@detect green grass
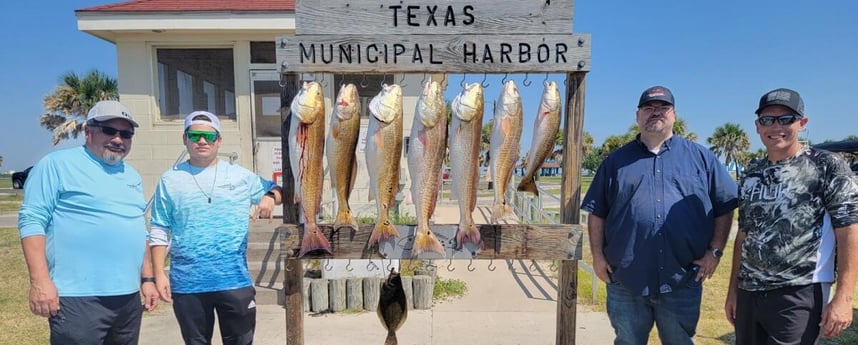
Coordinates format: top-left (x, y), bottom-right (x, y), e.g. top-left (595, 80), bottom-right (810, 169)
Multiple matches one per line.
top-left (0, 193), bottom-right (23, 213)
top-left (0, 227), bottom-right (50, 345)
top-left (433, 277), bottom-right (468, 302)
top-left (0, 175), bottom-right (11, 189)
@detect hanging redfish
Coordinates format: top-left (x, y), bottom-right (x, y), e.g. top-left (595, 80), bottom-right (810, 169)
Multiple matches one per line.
top-left (289, 81), bottom-right (332, 257)
top-left (407, 80), bottom-right (447, 257)
top-left (366, 84), bottom-right (404, 246)
top-left (518, 81), bottom-right (562, 196)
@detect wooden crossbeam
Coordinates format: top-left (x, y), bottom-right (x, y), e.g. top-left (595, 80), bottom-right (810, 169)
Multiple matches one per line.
top-left (277, 223), bottom-right (583, 260)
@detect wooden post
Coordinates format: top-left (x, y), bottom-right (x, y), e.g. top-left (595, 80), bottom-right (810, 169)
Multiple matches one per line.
top-left (557, 71), bottom-right (587, 345)
top-left (412, 275), bottom-right (434, 310)
top-left (310, 279), bottom-right (329, 312)
top-left (329, 278), bottom-right (347, 312)
top-left (346, 278), bottom-right (364, 310)
top-left (281, 74), bottom-right (304, 345)
top-left (363, 277), bottom-right (382, 311)
top-left (400, 275), bottom-right (414, 310)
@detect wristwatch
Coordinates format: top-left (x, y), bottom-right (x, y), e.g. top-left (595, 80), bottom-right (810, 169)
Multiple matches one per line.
top-left (709, 247), bottom-right (723, 259)
top-left (141, 277), bottom-right (156, 284)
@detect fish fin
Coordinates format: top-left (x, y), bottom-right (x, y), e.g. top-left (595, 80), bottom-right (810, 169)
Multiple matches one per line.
top-left (455, 222), bottom-right (484, 250)
top-left (374, 130), bottom-right (385, 150)
top-left (411, 228), bottom-right (445, 257)
top-left (502, 116), bottom-right (511, 136)
top-left (384, 331), bottom-right (397, 345)
top-left (418, 129), bottom-right (429, 148)
top-left (333, 210), bottom-right (358, 231)
top-left (348, 159), bottom-right (358, 198)
top-left (517, 177), bottom-right (540, 196)
top-left (490, 203), bottom-right (519, 224)
top-left (298, 224), bottom-right (333, 257)
top-left (368, 220), bottom-right (400, 247)
top-left (331, 119), bottom-right (340, 139)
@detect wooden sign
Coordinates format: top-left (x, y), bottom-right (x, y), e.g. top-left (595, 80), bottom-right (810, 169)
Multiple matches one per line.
top-left (276, 33), bottom-right (590, 73)
top-left (296, 0), bottom-right (574, 35)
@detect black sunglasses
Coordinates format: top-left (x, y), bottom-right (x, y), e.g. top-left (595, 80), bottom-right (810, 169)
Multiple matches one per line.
top-left (91, 124), bottom-right (134, 139)
top-left (757, 114), bottom-right (803, 127)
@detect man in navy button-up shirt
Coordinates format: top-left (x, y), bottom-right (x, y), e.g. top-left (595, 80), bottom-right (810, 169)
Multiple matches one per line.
top-left (581, 86), bottom-right (738, 345)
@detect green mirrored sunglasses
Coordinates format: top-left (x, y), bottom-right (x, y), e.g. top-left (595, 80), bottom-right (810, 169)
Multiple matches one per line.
top-left (186, 130), bottom-right (219, 142)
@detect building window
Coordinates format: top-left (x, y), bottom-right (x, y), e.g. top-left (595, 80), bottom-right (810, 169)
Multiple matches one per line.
top-left (156, 48), bottom-right (236, 119)
top-left (250, 42), bottom-right (276, 64)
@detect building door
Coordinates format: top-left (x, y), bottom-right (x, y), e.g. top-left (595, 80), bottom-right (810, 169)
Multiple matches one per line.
top-left (250, 70), bottom-right (291, 216)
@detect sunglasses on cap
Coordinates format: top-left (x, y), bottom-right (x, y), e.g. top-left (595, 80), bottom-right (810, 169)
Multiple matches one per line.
top-left (757, 114), bottom-right (803, 126)
top-left (91, 124), bottom-right (134, 139)
top-left (186, 130), bottom-right (219, 142)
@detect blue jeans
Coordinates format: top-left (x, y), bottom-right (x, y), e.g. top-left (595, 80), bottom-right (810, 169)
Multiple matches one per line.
top-left (606, 283), bottom-right (702, 345)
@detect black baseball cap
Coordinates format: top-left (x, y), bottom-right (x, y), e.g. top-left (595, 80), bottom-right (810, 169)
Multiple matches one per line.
top-left (755, 88), bottom-right (804, 116)
top-left (638, 86), bottom-right (674, 107)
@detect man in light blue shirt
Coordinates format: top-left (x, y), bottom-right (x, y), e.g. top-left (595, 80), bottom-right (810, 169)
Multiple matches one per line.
top-left (18, 100), bottom-right (159, 345)
top-left (149, 111), bottom-right (282, 345)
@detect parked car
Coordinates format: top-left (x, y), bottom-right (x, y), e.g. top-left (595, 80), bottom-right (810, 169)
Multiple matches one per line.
top-left (12, 166), bottom-right (31, 189)
top-left (814, 139), bottom-right (858, 175)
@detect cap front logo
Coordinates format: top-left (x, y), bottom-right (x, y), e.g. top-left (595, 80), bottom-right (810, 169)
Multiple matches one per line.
top-left (766, 90), bottom-right (792, 102)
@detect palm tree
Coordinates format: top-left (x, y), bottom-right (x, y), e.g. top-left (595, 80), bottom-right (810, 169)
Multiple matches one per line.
top-left (707, 123), bottom-right (750, 177)
top-left (550, 129), bottom-right (593, 163)
top-left (41, 70), bottom-right (119, 145)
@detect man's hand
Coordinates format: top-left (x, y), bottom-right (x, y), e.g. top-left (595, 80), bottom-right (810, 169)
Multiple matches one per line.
top-left (693, 251), bottom-right (720, 282)
top-left (252, 194), bottom-right (276, 223)
top-left (821, 296), bottom-right (853, 338)
top-left (29, 278), bottom-right (59, 317)
top-left (724, 289), bottom-right (738, 326)
top-left (155, 272), bottom-right (172, 303)
top-left (592, 255), bottom-right (613, 283)
top-left (141, 281), bottom-right (159, 312)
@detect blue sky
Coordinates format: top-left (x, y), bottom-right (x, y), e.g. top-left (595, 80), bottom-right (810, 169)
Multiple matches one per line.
top-left (2, 1), bottom-right (858, 172)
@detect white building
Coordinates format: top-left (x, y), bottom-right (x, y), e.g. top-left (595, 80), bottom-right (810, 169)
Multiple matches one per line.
top-left (76, 0), bottom-right (422, 218)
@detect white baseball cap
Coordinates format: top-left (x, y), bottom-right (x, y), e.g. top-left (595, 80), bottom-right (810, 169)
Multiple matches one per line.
top-left (87, 100), bottom-right (139, 127)
top-left (183, 111), bottom-right (221, 132)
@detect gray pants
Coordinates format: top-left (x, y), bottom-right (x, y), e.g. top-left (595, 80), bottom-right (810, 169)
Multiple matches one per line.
top-left (49, 292), bottom-right (143, 345)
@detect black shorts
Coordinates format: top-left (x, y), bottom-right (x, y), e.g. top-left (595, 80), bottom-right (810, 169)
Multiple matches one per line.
top-left (49, 292), bottom-right (143, 345)
top-left (735, 283), bottom-right (830, 345)
top-left (172, 286), bottom-right (257, 345)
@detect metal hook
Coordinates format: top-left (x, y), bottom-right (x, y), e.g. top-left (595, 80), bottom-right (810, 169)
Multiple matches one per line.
top-left (360, 74), bottom-right (369, 88)
top-left (380, 74), bottom-right (388, 87)
top-left (421, 73), bottom-right (427, 85)
top-left (501, 73), bottom-right (509, 85)
top-left (543, 72), bottom-right (550, 84)
top-left (480, 73), bottom-right (489, 88)
top-left (467, 259), bottom-right (476, 272)
top-left (460, 74), bottom-right (467, 88)
top-left (550, 261), bottom-right (559, 272)
top-left (522, 73), bottom-right (532, 87)
top-left (324, 260), bottom-right (333, 271)
top-left (487, 259), bottom-right (496, 272)
top-left (278, 73), bottom-right (289, 88)
top-left (447, 259), bottom-right (456, 272)
top-left (398, 74), bottom-right (407, 88)
top-left (284, 260), bottom-right (292, 272)
top-left (346, 259), bottom-right (353, 272)
top-left (386, 259), bottom-right (394, 272)
top-left (367, 260), bottom-right (379, 272)
top-left (529, 260), bottom-right (538, 272)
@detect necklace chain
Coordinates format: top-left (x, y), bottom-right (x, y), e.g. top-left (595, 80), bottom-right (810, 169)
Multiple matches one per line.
top-left (191, 163), bottom-right (217, 203)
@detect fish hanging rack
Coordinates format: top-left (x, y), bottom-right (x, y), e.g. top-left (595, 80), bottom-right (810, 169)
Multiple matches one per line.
top-left (276, 1), bottom-right (589, 343)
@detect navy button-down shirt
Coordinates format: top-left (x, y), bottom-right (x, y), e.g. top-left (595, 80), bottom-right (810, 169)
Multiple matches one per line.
top-left (581, 136), bottom-right (738, 295)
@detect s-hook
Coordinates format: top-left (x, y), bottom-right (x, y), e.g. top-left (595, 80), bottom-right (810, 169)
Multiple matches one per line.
top-left (487, 259), bottom-right (496, 272)
top-left (324, 260), bottom-right (333, 271)
top-left (480, 73), bottom-right (489, 88)
top-left (346, 259), bottom-right (354, 272)
top-left (467, 259), bottom-right (476, 272)
top-left (359, 74), bottom-right (369, 88)
top-left (447, 258), bottom-right (456, 272)
top-left (522, 72), bottom-right (533, 87)
top-left (398, 74), bottom-right (407, 88)
top-left (367, 260), bottom-right (379, 272)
